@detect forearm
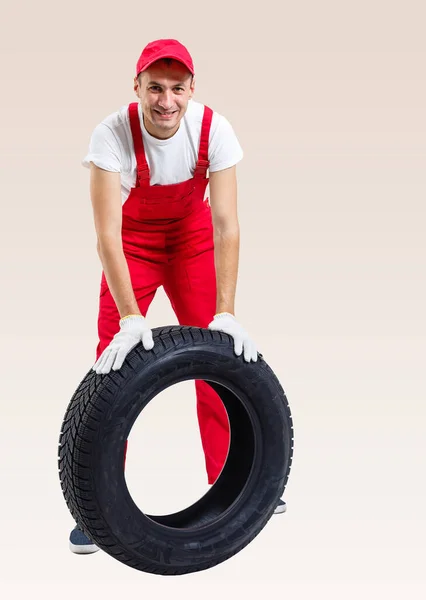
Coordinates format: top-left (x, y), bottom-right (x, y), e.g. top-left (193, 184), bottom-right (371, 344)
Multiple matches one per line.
top-left (213, 225), bottom-right (240, 315)
top-left (97, 236), bottom-right (140, 318)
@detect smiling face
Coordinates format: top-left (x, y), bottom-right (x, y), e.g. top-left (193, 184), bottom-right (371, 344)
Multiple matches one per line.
top-left (134, 59), bottom-right (195, 139)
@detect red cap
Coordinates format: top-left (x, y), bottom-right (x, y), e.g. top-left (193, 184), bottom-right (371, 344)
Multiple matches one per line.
top-left (136, 39), bottom-right (194, 76)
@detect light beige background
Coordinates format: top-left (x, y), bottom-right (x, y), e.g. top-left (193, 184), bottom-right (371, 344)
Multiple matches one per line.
top-left (0, 0), bottom-right (425, 598)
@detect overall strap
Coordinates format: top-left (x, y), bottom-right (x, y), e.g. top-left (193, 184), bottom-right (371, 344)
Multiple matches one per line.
top-left (128, 102), bottom-right (150, 186)
top-left (194, 105), bottom-right (213, 178)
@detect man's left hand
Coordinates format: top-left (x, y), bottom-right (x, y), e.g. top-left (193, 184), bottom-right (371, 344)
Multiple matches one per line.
top-left (208, 312), bottom-right (258, 362)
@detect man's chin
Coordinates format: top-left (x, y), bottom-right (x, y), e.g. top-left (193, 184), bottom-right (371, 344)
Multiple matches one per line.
top-left (144, 110), bottom-right (183, 137)
top-left (156, 120), bottom-right (177, 129)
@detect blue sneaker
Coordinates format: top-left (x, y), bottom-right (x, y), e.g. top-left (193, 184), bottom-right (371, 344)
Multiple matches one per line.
top-left (69, 524), bottom-right (99, 554)
top-left (274, 498), bottom-right (287, 514)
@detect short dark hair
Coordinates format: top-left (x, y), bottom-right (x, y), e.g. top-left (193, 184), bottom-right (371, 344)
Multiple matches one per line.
top-left (137, 58), bottom-right (194, 85)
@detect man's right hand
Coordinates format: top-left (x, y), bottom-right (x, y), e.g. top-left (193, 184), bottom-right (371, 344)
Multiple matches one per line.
top-left (92, 314), bottom-right (154, 374)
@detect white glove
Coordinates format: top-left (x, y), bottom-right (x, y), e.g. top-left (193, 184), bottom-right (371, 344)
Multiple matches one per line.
top-left (208, 312), bottom-right (258, 362)
top-left (92, 314), bottom-right (154, 374)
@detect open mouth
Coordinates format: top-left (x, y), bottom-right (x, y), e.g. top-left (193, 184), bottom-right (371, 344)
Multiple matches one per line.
top-left (154, 109), bottom-right (177, 120)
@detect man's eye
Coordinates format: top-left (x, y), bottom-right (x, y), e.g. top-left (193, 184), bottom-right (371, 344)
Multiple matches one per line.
top-left (150, 86), bottom-right (161, 92)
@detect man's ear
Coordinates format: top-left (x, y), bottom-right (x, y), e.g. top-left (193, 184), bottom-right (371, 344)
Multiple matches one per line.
top-left (189, 77), bottom-right (196, 98)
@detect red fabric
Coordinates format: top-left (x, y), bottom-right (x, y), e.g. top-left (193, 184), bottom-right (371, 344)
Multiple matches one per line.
top-left (97, 102), bottom-right (229, 484)
top-left (136, 39), bottom-right (195, 76)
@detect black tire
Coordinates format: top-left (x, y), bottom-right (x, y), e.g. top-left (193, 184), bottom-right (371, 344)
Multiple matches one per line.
top-left (58, 325), bottom-right (294, 575)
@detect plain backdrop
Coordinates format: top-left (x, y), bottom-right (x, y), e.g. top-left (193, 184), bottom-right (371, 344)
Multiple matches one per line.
top-left (0, 1), bottom-right (425, 598)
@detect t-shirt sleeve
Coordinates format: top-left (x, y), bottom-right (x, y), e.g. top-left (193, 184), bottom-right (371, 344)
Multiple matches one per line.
top-left (81, 123), bottom-right (122, 172)
top-left (208, 114), bottom-right (244, 172)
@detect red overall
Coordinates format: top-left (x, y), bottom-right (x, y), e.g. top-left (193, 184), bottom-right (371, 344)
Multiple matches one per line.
top-left (95, 102), bottom-right (230, 484)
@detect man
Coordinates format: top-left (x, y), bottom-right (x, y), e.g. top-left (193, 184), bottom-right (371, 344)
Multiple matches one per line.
top-left (69, 39), bottom-right (286, 555)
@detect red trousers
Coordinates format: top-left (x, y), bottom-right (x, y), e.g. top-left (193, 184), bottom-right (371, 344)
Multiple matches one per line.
top-left (95, 201), bottom-right (230, 484)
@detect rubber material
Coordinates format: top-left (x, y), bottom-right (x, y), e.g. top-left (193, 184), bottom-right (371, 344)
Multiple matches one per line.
top-left (69, 540), bottom-right (99, 555)
top-left (58, 326), bottom-right (294, 575)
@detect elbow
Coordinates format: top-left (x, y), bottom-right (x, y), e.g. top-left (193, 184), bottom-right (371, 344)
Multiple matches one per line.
top-left (214, 221), bottom-right (240, 240)
top-left (96, 232), bottom-right (122, 255)
top-left (213, 214), bottom-right (240, 237)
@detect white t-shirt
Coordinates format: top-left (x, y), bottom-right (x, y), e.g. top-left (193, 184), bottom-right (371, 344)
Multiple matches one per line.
top-left (82, 99), bottom-right (243, 205)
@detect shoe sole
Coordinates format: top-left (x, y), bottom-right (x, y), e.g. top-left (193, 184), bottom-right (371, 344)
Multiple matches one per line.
top-left (273, 503), bottom-right (287, 514)
top-left (69, 541), bottom-right (99, 554)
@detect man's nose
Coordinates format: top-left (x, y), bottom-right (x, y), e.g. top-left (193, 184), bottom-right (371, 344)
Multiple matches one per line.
top-left (158, 89), bottom-right (174, 109)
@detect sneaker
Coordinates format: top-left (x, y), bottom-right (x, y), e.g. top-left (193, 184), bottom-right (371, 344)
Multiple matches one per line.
top-left (69, 524), bottom-right (99, 554)
top-left (274, 498), bottom-right (287, 514)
